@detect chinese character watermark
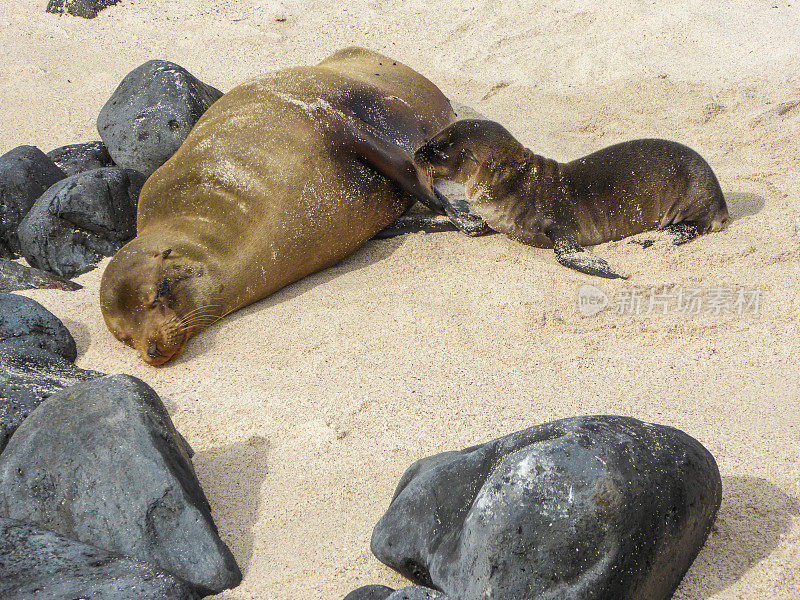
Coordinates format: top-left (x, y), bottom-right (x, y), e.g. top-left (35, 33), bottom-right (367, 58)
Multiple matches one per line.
top-left (576, 285), bottom-right (762, 316)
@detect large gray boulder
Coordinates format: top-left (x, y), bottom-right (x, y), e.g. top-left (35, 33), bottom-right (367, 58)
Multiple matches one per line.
top-left (371, 416), bottom-right (722, 600)
top-left (0, 374), bottom-right (242, 595)
top-left (385, 588), bottom-right (452, 600)
top-left (0, 292), bottom-right (76, 359)
top-left (0, 145), bottom-right (66, 257)
top-left (342, 586), bottom-right (452, 600)
top-left (343, 585), bottom-right (397, 600)
top-left (97, 60), bottom-right (223, 177)
top-left (17, 167), bottom-right (144, 278)
top-left (0, 517), bottom-right (199, 600)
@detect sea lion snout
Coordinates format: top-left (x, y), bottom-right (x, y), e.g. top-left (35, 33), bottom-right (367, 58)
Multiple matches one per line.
top-left (414, 143), bottom-right (447, 165)
top-left (140, 322), bottom-right (187, 366)
top-left (414, 138), bottom-right (466, 182)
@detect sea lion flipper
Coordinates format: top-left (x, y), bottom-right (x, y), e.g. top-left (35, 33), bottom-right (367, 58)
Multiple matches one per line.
top-left (374, 212), bottom-right (457, 239)
top-left (549, 229), bottom-right (628, 280)
top-left (442, 205), bottom-right (491, 237)
top-left (374, 187), bottom-right (491, 239)
top-left (428, 191), bottom-right (490, 237)
top-left (336, 117), bottom-right (445, 209)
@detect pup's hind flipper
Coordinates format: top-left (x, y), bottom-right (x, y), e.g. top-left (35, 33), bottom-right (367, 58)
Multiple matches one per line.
top-left (550, 229), bottom-right (628, 279)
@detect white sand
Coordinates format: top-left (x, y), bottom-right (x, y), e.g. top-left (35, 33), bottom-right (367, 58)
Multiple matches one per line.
top-left (2, 1), bottom-right (799, 598)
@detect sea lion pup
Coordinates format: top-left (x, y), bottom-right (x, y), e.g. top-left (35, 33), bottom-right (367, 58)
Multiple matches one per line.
top-left (414, 119), bottom-right (729, 279)
top-left (100, 47), bottom-right (455, 365)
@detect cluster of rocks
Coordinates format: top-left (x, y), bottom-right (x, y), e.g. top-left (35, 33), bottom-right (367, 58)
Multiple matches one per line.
top-left (0, 293), bottom-right (241, 598)
top-left (0, 60), bottom-right (221, 289)
top-left (1, 300), bottom-right (722, 600)
top-left (2, 51), bottom-right (724, 600)
top-left (345, 415), bottom-right (722, 600)
top-left (0, 293), bottom-right (99, 450)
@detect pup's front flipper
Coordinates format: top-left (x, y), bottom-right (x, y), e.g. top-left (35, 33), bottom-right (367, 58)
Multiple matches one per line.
top-left (434, 191), bottom-right (491, 237)
top-left (375, 187), bottom-right (490, 239)
top-left (374, 208), bottom-right (457, 239)
top-left (549, 229), bottom-right (628, 279)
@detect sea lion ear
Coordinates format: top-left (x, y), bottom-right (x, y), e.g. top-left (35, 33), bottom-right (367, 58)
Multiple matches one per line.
top-left (162, 248), bottom-right (172, 259)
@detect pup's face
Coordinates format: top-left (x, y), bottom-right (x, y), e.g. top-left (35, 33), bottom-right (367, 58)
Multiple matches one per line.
top-left (414, 119), bottom-right (518, 183)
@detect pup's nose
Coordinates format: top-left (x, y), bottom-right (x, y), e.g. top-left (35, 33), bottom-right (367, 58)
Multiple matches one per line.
top-left (147, 342), bottom-right (163, 358)
top-left (414, 145), bottom-right (432, 163)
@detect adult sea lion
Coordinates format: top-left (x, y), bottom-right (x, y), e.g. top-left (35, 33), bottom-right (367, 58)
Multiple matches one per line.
top-left (100, 47), bottom-right (455, 365)
top-left (414, 119), bottom-right (729, 278)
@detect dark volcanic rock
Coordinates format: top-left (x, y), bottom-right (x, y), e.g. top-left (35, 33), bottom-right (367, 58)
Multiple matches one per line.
top-left (0, 293), bottom-right (100, 452)
top-left (0, 145), bottom-right (66, 257)
top-left (97, 60), bottom-right (223, 176)
top-left (47, 141), bottom-right (115, 176)
top-left (0, 258), bottom-right (82, 292)
top-left (0, 292), bottom-right (77, 359)
top-left (343, 586), bottom-right (449, 600)
top-left (371, 416), bottom-right (722, 600)
top-left (0, 517), bottom-right (200, 600)
top-left (46, 0), bottom-right (120, 19)
top-left (385, 588), bottom-right (451, 600)
top-left (344, 585), bottom-right (396, 600)
top-left (0, 374), bottom-right (242, 594)
top-left (17, 167), bottom-right (145, 278)
top-left (0, 340), bottom-right (101, 453)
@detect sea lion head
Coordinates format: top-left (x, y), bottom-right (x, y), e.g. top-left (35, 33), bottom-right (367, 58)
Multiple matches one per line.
top-left (414, 119), bottom-right (523, 183)
top-left (100, 236), bottom-right (220, 366)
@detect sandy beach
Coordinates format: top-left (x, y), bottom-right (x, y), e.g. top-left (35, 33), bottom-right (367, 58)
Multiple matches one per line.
top-left (2, 1), bottom-right (799, 598)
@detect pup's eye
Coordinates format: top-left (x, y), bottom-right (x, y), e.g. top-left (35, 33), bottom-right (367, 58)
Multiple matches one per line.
top-left (463, 149), bottom-right (479, 163)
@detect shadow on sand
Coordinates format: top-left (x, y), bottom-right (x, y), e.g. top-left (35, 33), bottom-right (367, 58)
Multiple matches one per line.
top-left (193, 438), bottom-right (271, 586)
top-left (676, 475), bottom-right (799, 599)
top-left (61, 318), bottom-right (92, 359)
top-left (171, 234), bottom-right (408, 363)
top-left (724, 191), bottom-right (765, 221)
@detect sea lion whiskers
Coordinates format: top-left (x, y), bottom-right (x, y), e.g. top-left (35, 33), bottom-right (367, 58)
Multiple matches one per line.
top-left (177, 305), bottom-right (236, 334)
top-left (171, 301), bottom-right (233, 334)
top-left (176, 310), bottom-right (223, 331)
top-left (177, 302), bottom-right (223, 322)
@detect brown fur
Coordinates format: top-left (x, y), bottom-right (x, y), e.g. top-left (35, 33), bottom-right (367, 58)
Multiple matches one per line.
top-left (415, 120), bottom-right (729, 248)
top-left (101, 48), bottom-right (455, 365)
